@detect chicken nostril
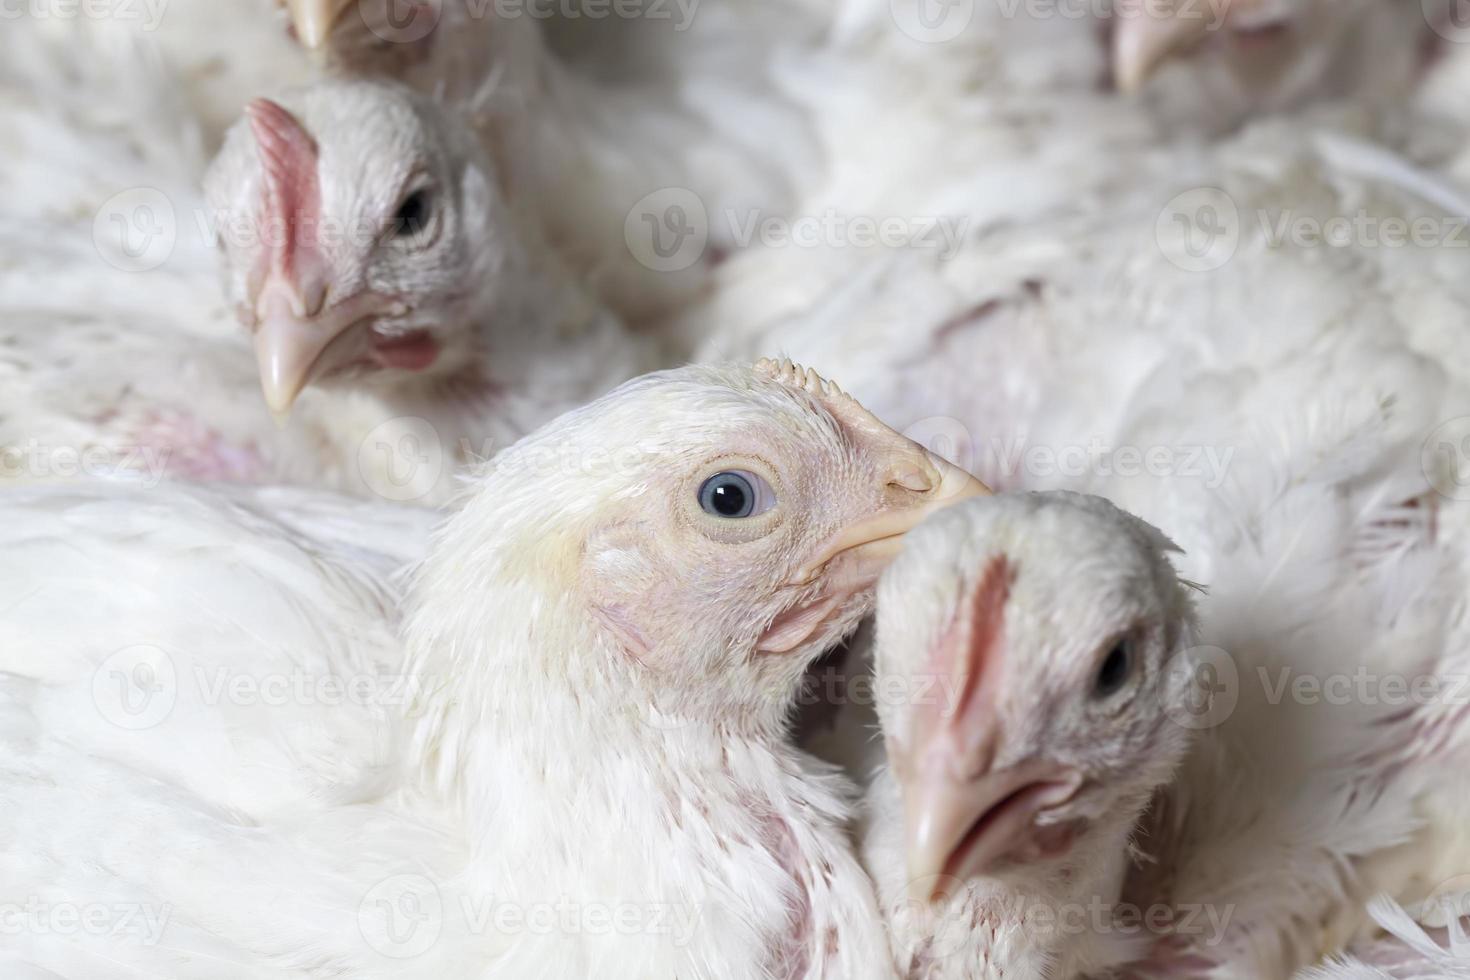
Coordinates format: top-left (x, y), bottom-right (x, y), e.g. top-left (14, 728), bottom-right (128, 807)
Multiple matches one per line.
top-left (889, 460), bottom-right (938, 494)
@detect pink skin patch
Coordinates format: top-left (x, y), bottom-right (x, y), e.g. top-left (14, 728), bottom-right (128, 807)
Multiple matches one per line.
top-left (371, 329), bottom-right (439, 371)
top-left (757, 809), bottom-right (814, 979)
top-left (132, 411), bottom-right (265, 483)
top-left (1229, 18), bottom-right (1291, 47)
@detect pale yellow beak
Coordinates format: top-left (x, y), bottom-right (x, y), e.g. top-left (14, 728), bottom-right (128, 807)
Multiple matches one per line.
top-left (282, 0), bottom-right (357, 49)
top-left (759, 451), bottom-right (988, 655)
top-left (250, 279), bottom-right (395, 418)
top-left (904, 756), bottom-right (1083, 901)
top-left (1113, 0), bottom-right (1232, 93)
top-left (793, 458), bottom-right (989, 586)
top-left (254, 311), bottom-right (337, 418)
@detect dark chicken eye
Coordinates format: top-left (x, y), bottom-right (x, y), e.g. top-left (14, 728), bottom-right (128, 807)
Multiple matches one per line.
top-left (1093, 641), bottom-right (1132, 698)
top-left (697, 471), bottom-right (775, 519)
top-left (392, 189), bottom-right (433, 239)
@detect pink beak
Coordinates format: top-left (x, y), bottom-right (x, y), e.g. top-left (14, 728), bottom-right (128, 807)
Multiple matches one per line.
top-left (904, 755), bottom-right (1083, 900)
top-left (281, 0), bottom-right (358, 49)
top-left (1113, 0), bottom-right (1235, 92)
top-left (251, 274), bottom-right (402, 417)
top-left (893, 554), bottom-right (1085, 901)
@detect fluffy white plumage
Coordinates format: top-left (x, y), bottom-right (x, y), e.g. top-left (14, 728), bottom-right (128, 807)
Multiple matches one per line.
top-left (738, 61), bottom-right (1470, 978)
top-left (2, 0), bottom-right (311, 147)
top-left (0, 25), bottom-right (653, 503)
top-left (0, 360), bottom-right (986, 978)
top-left (281, 0), bottom-right (827, 324)
top-left (1305, 894), bottom-right (1470, 979)
top-left (848, 447), bottom-right (1469, 978)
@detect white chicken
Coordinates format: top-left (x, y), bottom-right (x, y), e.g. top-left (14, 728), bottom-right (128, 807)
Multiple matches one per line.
top-left (1111, 0), bottom-right (1436, 127)
top-left (0, 360), bottom-right (987, 978)
top-left (678, 0), bottom-right (1461, 365)
top-left (729, 71), bottom-right (1470, 980)
top-left (277, 0), bottom-right (827, 323)
top-left (859, 423), bottom-right (1470, 979)
top-left (862, 492), bottom-right (1200, 979)
top-left (0, 24), bottom-right (653, 503)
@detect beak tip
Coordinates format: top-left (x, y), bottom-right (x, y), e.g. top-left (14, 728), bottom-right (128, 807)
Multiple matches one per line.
top-left (1114, 68), bottom-right (1145, 95)
top-left (262, 387), bottom-right (300, 424)
top-left (904, 867), bottom-right (961, 908)
top-left (1112, 52), bottom-right (1158, 94)
top-left (284, 0), bottom-right (353, 50)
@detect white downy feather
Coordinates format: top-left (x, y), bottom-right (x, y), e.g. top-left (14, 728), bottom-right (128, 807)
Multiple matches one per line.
top-left (750, 97), bottom-right (1470, 979)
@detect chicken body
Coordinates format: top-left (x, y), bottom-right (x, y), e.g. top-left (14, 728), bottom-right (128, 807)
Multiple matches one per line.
top-left (858, 441), bottom-right (1469, 980)
top-left (0, 360), bottom-right (986, 978)
top-left (749, 103), bottom-right (1470, 978)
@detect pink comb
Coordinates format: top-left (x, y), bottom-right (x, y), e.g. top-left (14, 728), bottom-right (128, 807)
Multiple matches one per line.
top-left (245, 99), bottom-right (324, 286)
top-left (914, 556), bottom-right (1014, 758)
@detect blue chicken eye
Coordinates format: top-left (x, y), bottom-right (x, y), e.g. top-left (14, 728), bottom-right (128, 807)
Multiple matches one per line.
top-left (697, 471), bottom-right (775, 519)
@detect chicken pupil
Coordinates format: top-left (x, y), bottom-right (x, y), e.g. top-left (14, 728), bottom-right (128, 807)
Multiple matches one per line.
top-left (1094, 642), bottom-right (1131, 697)
top-left (700, 473), bottom-right (753, 517)
top-left (393, 190), bottom-right (431, 238)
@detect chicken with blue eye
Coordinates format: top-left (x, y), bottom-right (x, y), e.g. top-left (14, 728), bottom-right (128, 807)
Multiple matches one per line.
top-left (698, 470), bottom-right (776, 519)
top-left (0, 361), bottom-right (989, 978)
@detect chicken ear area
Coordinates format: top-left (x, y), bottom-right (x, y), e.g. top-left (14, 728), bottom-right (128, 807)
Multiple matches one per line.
top-left (757, 596), bottom-right (845, 654)
top-left (579, 521), bottom-right (663, 664)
